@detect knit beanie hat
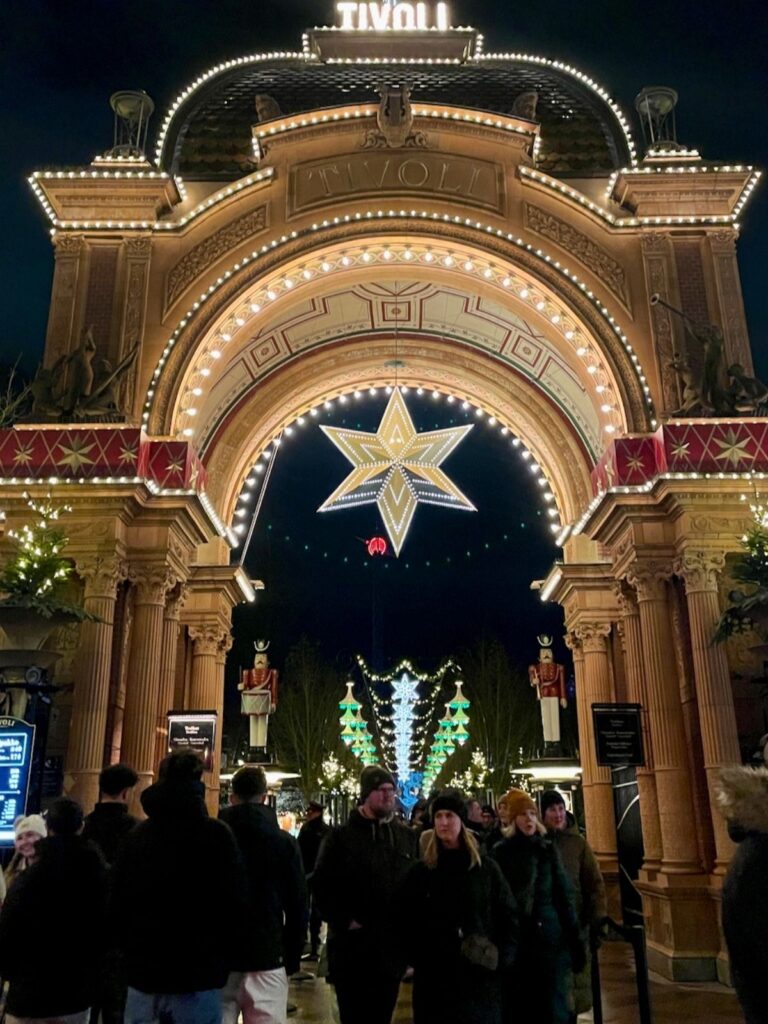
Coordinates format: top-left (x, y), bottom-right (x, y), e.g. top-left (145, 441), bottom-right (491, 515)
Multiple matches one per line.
top-left (13, 814), bottom-right (47, 839)
top-left (360, 764), bottom-right (396, 800)
top-left (540, 789), bottom-right (566, 816)
top-left (501, 788), bottom-right (537, 821)
top-left (430, 791), bottom-right (468, 822)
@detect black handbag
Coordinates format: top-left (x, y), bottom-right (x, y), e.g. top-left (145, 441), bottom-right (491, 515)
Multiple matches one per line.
top-left (460, 932), bottom-right (499, 971)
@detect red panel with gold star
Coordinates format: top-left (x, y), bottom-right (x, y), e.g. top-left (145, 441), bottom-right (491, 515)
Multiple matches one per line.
top-left (0, 427), bottom-right (206, 493)
top-left (0, 427), bottom-right (143, 479)
top-left (145, 440), bottom-right (207, 491)
top-left (662, 420), bottom-right (768, 474)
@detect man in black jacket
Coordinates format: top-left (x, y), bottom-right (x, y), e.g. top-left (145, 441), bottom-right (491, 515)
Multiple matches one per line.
top-left (219, 766), bottom-right (307, 1024)
top-left (111, 752), bottom-right (246, 1024)
top-left (312, 765), bottom-right (418, 1024)
top-left (297, 800), bottom-right (330, 958)
top-left (82, 762), bottom-right (139, 865)
top-left (0, 797), bottom-right (108, 1024)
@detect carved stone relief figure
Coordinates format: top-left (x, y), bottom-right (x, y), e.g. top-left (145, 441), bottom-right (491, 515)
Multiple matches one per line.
top-left (363, 84), bottom-right (428, 149)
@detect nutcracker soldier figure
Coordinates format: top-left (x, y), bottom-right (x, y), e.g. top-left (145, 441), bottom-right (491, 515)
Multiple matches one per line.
top-left (529, 635), bottom-right (567, 755)
top-left (238, 639), bottom-right (279, 761)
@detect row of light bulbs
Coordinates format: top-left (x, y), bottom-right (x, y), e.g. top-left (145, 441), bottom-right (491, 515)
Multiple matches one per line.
top-left (165, 236), bottom-right (643, 442)
top-left (230, 384), bottom-right (566, 543)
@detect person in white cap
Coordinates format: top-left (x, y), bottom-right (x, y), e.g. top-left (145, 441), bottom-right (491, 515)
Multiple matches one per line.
top-left (3, 814), bottom-right (46, 893)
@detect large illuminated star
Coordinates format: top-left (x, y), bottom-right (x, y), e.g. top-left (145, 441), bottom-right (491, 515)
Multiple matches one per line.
top-left (318, 388), bottom-right (475, 555)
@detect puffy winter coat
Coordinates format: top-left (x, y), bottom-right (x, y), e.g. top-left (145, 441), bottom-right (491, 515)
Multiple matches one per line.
top-left (312, 808), bottom-right (418, 980)
top-left (0, 835), bottom-right (108, 1017)
top-left (718, 766), bottom-right (768, 1024)
top-left (110, 779), bottom-right (247, 994)
top-left (400, 846), bottom-right (518, 1024)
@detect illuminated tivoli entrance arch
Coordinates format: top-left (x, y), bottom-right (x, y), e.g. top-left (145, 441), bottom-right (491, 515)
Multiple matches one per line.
top-left (5, 6), bottom-right (764, 981)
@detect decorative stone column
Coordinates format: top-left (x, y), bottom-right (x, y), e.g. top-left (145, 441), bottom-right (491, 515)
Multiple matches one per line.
top-left (188, 624), bottom-right (231, 813)
top-left (616, 585), bottom-right (663, 871)
top-left (153, 584), bottom-right (187, 773)
top-left (64, 556), bottom-right (125, 812)
top-left (625, 562), bottom-right (700, 873)
top-left (572, 623), bottom-right (618, 872)
top-left (676, 551), bottom-right (740, 872)
top-left (121, 564), bottom-right (176, 808)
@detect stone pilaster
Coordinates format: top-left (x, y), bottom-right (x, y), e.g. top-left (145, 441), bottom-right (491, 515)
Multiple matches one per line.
top-left (121, 564), bottom-right (177, 810)
top-left (708, 230), bottom-right (753, 373)
top-left (153, 584), bottom-right (187, 773)
top-left (64, 555), bottom-right (125, 812)
top-left (625, 562), bottom-right (701, 874)
top-left (572, 622), bottom-right (618, 873)
top-left (675, 550), bottom-right (740, 873)
top-left (615, 584), bottom-right (663, 871)
top-left (188, 624), bottom-right (231, 814)
top-left (45, 234), bottom-right (84, 365)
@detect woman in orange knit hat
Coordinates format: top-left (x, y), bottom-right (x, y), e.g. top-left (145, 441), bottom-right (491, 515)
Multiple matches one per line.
top-left (490, 789), bottom-right (582, 1024)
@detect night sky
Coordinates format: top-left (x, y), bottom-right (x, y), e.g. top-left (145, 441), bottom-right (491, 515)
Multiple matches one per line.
top-left (3, 1), bottom-right (767, 681)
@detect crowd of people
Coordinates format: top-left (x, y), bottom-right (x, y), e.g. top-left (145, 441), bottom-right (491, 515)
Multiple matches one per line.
top-left (0, 755), bottom-right (613, 1024)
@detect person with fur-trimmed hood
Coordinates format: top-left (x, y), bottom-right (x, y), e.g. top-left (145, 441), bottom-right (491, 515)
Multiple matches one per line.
top-left (400, 792), bottom-right (518, 1024)
top-left (716, 766), bottom-right (768, 1024)
top-left (490, 789), bottom-right (583, 1024)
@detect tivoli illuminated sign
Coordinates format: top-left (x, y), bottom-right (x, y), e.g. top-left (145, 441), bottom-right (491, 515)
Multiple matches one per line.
top-left (335, 2), bottom-right (450, 30)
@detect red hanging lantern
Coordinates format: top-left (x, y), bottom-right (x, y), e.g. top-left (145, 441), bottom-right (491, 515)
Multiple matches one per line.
top-left (366, 536), bottom-right (388, 556)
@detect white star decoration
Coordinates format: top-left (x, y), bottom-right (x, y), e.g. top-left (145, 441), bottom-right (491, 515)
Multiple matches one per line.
top-left (318, 388), bottom-right (476, 555)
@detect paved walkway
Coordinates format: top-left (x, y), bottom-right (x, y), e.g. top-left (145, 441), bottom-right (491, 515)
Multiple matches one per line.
top-left (288, 944), bottom-right (745, 1023)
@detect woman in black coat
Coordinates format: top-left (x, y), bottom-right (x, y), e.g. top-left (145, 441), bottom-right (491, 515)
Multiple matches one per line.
top-left (490, 789), bottom-right (583, 1024)
top-left (400, 792), bottom-right (518, 1024)
top-left (717, 765), bottom-right (768, 1024)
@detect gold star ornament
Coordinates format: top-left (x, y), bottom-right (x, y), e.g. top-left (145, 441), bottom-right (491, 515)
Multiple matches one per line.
top-left (318, 389), bottom-right (476, 555)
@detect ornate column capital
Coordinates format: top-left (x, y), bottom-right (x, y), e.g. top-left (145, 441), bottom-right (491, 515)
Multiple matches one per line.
top-left (76, 555), bottom-right (127, 600)
top-left (53, 234), bottom-right (84, 257)
top-left (674, 550), bottom-right (726, 594)
top-left (625, 560), bottom-right (673, 603)
top-left (564, 631), bottom-right (583, 659)
top-left (164, 583), bottom-right (189, 623)
top-left (189, 623), bottom-right (230, 657)
top-left (575, 621), bottom-right (612, 654)
top-left (128, 563), bottom-right (177, 605)
top-left (613, 579), bottom-right (639, 617)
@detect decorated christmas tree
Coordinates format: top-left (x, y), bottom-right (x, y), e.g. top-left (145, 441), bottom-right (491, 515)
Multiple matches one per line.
top-left (0, 493), bottom-right (89, 619)
top-left (715, 501), bottom-right (768, 641)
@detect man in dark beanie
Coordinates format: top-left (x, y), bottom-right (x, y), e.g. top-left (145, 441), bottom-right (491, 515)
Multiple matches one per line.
top-left (540, 789), bottom-right (606, 1022)
top-left (312, 764), bottom-right (418, 1024)
top-left (0, 797), bottom-right (108, 1024)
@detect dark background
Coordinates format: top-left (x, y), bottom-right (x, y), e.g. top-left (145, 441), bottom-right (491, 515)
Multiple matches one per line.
top-left (2, 0), bottom-right (766, 681)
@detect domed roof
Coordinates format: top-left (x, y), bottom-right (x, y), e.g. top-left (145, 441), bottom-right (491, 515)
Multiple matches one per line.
top-left (159, 53), bottom-right (635, 180)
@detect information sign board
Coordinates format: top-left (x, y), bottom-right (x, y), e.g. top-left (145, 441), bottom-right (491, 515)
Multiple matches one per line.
top-left (0, 717), bottom-right (35, 845)
top-left (592, 704), bottom-right (645, 767)
top-left (167, 711), bottom-right (217, 771)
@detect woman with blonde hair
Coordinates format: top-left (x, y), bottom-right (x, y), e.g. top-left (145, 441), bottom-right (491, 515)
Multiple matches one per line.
top-left (400, 792), bottom-right (517, 1024)
top-left (491, 789), bottom-right (582, 1024)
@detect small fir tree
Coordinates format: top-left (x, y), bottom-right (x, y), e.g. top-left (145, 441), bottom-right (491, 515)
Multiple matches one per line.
top-left (0, 493), bottom-right (86, 618)
top-left (715, 502), bottom-right (768, 642)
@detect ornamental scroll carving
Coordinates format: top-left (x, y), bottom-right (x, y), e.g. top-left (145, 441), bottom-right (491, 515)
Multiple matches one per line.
top-left (525, 204), bottom-right (628, 306)
top-left (164, 205), bottom-right (269, 312)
